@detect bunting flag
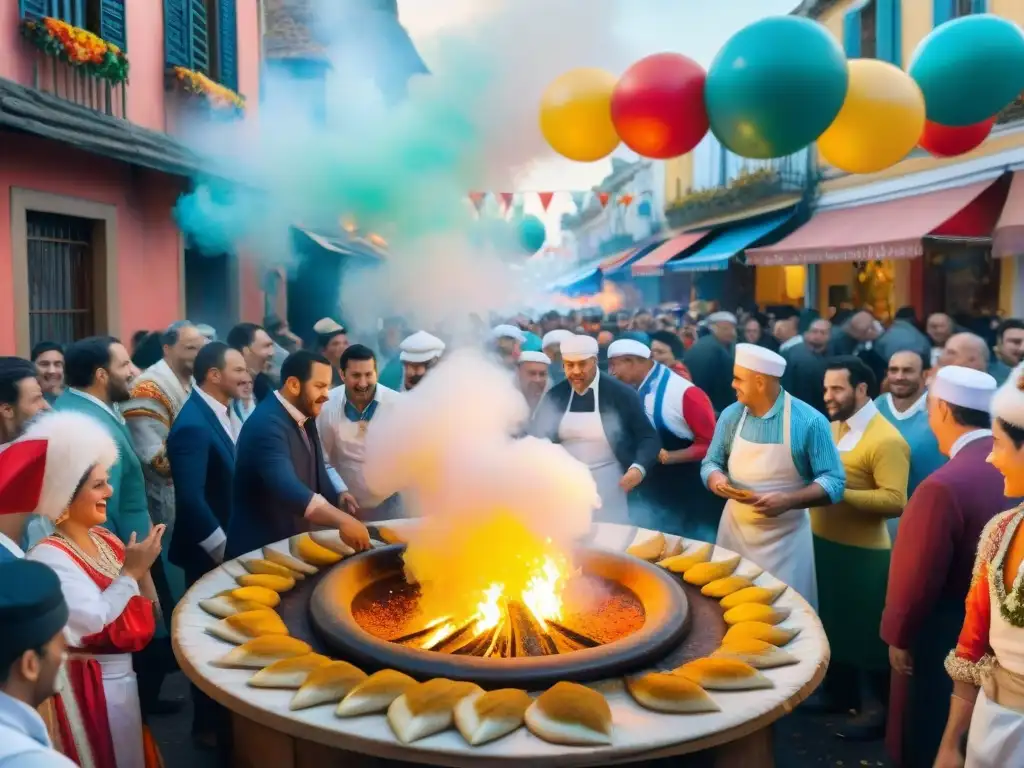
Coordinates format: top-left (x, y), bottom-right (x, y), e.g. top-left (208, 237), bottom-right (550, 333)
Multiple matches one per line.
top-left (499, 192), bottom-right (514, 213)
top-left (618, 194), bottom-right (634, 208)
top-left (570, 191), bottom-right (587, 211)
top-left (468, 192), bottom-right (487, 212)
top-left (537, 192), bottom-right (555, 211)
top-left (597, 192), bottom-right (610, 208)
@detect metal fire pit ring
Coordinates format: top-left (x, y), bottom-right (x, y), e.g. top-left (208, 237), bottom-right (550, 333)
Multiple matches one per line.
top-left (309, 544), bottom-right (690, 690)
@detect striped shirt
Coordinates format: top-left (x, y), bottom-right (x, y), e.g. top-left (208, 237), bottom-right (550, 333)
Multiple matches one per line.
top-left (700, 391), bottom-right (846, 503)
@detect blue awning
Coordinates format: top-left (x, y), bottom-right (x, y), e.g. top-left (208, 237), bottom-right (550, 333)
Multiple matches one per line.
top-left (546, 264), bottom-right (603, 296)
top-left (666, 212), bottom-right (795, 273)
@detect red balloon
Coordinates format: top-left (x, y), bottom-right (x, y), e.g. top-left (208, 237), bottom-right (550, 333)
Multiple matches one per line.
top-left (919, 117), bottom-right (995, 158)
top-left (611, 53), bottom-right (709, 159)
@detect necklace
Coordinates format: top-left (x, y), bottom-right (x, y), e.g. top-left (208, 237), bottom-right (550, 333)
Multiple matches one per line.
top-left (55, 529), bottom-right (122, 580)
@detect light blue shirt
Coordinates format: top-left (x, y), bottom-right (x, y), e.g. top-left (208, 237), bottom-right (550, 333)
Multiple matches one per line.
top-left (875, 393), bottom-right (946, 497)
top-left (0, 691), bottom-right (77, 766)
top-left (700, 391), bottom-right (845, 503)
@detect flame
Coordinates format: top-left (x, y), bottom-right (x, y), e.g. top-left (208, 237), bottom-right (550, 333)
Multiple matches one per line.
top-left (471, 555), bottom-right (564, 635)
top-left (548, 281), bottom-right (624, 314)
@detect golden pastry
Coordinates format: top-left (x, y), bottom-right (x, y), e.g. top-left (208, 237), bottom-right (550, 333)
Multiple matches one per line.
top-left (241, 558), bottom-right (302, 580)
top-left (683, 555), bottom-right (741, 586)
top-left (719, 584), bottom-right (787, 610)
top-left (722, 603), bottom-right (791, 626)
top-left (388, 678), bottom-right (482, 744)
top-left (262, 546), bottom-right (319, 576)
top-left (712, 638), bottom-right (798, 669)
top-left (701, 576), bottom-right (755, 598)
top-left (309, 529), bottom-right (355, 557)
top-left (290, 533), bottom-right (344, 566)
top-left (207, 610), bottom-right (288, 645)
top-left (290, 661), bottom-right (368, 711)
top-left (376, 526), bottom-right (408, 545)
top-left (627, 532), bottom-right (666, 562)
top-left (524, 682), bottom-right (612, 746)
top-left (722, 621), bottom-right (800, 647)
top-left (236, 573), bottom-right (295, 592)
top-left (454, 689), bottom-right (531, 746)
top-left (228, 585), bottom-right (282, 608)
top-left (198, 595), bottom-right (274, 619)
top-left (659, 537), bottom-right (684, 559)
top-left (674, 657), bottom-right (773, 691)
top-left (626, 672), bottom-right (720, 714)
top-left (248, 654), bottom-right (332, 689)
top-left (336, 669), bottom-right (417, 717)
top-left (213, 636), bottom-right (312, 668)
top-left (657, 543), bottom-right (712, 573)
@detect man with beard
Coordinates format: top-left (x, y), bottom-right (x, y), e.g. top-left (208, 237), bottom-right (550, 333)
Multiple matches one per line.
top-left (781, 318), bottom-right (832, 416)
top-left (989, 318), bottom-right (1024, 385)
top-left (318, 345), bottom-right (402, 523)
top-left (226, 351), bottom-right (371, 557)
top-left (816, 356), bottom-right (910, 739)
top-left (398, 331), bottom-right (445, 391)
top-left (515, 351), bottom-right (550, 416)
top-left (30, 343), bottom-right (64, 404)
top-left (542, 329), bottom-right (573, 385)
top-left (0, 357), bottom-right (49, 446)
top-left (684, 311), bottom-right (737, 415)
top-left (227, 323), bottom-right (277, 403)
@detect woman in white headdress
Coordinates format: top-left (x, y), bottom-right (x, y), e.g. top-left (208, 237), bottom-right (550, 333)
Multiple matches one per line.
top-left (24, 411), bottom-right (166, 768)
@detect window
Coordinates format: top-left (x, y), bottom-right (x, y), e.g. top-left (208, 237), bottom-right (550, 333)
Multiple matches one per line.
top-left (19, 0), bottom-right (126, 50)
top-left (26, 212), bottom-right (95, 347)
top-left (860, 0), bottom-right (877, 59)
top-left (164, 0), bottom-right (238, 91)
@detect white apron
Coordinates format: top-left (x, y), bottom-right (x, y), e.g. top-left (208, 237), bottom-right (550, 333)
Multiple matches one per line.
top-left (559, 390), bottom-right (630, 525)
top-left (715, 393), bottom-right (818, 610)
top-left (330, 418), bottom-right (402, 522)
top-left (76, 653), bottom-right (144, 768)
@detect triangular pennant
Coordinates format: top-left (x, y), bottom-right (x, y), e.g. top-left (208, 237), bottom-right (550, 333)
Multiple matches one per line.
top-left (597, 192), bottom-right (610, 208)
top-left (499, 192), bottom-right (514, 212)
top-left (570, 191), bottom-right (587, 211)
top-left (618, 194), bottom-right (634, 208)
top-left (537, 192), bottom-right (555, 211)
top-left (468, 192), bottom-right (487, 212)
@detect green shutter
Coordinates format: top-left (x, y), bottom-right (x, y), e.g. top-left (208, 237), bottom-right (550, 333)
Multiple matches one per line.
top-left (190, 0), bottom-right (209, 75)
top-left (933, 0), bottom-right (953, 25)
top-left (876, 0), bottom-right (901, 65)
top-left (19, 0), bottom-right (52, 20)
top-left (164, 0), bottom-right (191, 68)
top-left (218, 0), bottom-right (238, 91)
top-left (99, 0), bottom-right (127, 51)
top-left (843, 5), bottom-right (863, 57)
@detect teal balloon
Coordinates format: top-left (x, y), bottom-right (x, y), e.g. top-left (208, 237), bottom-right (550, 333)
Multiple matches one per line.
top-left (517, 215), bottom-right (547, 254)
top-left (705, 16), bottom-right (848, 159)
top-left (909, 14), bottom-right (1024, 127)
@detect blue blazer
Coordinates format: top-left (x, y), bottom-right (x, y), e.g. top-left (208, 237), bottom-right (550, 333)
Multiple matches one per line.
top-left (166, 392), bottom-right (235, 575)
top-left (225, 394), bottom-right (336, 558)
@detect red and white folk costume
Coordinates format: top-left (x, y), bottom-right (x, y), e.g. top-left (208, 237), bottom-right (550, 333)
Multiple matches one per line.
top-left (19, 411), bottom-right (159, 768)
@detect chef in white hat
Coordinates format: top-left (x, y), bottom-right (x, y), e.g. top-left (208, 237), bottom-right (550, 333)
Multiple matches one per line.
top-left (938, 362), bottom-right (1024, 768)
top-left (542, 329), bottom-right (574, 385)
top-left (529, 334), bottom-right (660, 524)
top-left (490, 324), bottom-right (526, 371)
top-left (399, 331), bottom-right (445, 392)
top-left (701, 343), bottom-right (845, 609)
top-left (516, 351), bottom-right (551, 415)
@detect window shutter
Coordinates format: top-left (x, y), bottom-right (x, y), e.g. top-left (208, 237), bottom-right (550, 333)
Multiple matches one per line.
top-left (19, 0), bottom-right (51, 20)
top-left (191, 0), bottom-right (210, 75)
top-left (876, 0), bottom-right (901, 66)
top-left (933, 0), bottom-right (953, 26)
top-left (970, 0), bottom-right (988, 12)
top-left (843, 6), bottom-right (863, 57)
top-left (164, 0), bottom-right (192, 68)
top-left (218, 0), bottom-right (238, 91)
top-left (99, 0), bottom-right (127, 51)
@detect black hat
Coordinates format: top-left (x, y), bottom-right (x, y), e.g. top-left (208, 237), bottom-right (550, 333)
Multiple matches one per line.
top-left (0, 561), bottom-right (68, 669)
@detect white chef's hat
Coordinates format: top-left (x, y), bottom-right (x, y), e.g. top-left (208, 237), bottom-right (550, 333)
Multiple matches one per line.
top-left (990, 363), bottom-right (1024, 429)
top-left (399, 331), bottom-right (445, 363)
top-left (519, 351), bottom-right (551, 365)
top-left (933, 365), bottom-right (997, 412)
top-left (560, 334), bottom-right (599, 362)
top-left (607, 339), bottom-right (651, 360)
top-left (541, 329), bottom-right (574, 349)
top-left (490, 324), bottom-right (526, 343)
top-left (707, 311), bottom-right (738, 325)
top-left (734, 343), bottom-right (786, 378)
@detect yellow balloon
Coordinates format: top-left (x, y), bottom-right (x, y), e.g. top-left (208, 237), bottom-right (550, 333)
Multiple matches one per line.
top-left (539, 68), bottom-right (620, 162)
top-left (817, 59), bottom-right (926, 175)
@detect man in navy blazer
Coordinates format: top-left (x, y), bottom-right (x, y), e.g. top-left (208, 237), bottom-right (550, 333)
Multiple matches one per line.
top-left (225, 350), bottom-right (370, 558)
top-left (167, 342), bottom-right (247, 582)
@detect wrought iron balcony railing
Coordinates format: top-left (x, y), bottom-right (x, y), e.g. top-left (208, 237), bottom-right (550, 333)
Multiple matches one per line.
top-left (30, 49), bottom-right (127, 119)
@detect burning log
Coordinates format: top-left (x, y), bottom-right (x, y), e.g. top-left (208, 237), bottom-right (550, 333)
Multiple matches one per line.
top-left (389, 616), bottom-right (453, 646)
top-left (451, 622), bottom-right (501, 657)
top-left (490, 616), bottom-right (512, 658)
top-left (507, 600), bottom-right (558, 657)
top-left (424, 618), bottom-right (476, 652)
top-left (547, 620), bottom-right (601, 650)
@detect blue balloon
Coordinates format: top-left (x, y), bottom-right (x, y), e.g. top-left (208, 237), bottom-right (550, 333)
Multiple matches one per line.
top-left (517, 215), bottom-right (547, 254)
top-left (909, 14), bottom-right (1024, 127)
top-left (705, 16), bottom-right (848, 159)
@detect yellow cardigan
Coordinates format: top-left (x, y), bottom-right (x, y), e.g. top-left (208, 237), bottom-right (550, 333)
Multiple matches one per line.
top-left (811, 413), bottom-right (910, 550)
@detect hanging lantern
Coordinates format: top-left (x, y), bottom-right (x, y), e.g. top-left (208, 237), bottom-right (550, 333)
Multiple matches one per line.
top-left (784, 265), bottom-right (805, 300)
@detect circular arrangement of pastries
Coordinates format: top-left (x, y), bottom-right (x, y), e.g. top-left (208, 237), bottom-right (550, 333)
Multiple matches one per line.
top-left (192, 531), bottom-right (810, 749)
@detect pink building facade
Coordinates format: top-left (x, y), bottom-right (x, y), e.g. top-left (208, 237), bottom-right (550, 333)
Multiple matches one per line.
top-left (0, 0), bottom-right (262, 356)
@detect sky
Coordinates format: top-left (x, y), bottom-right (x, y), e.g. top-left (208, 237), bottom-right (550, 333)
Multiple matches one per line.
top-left (399, 0), bottom-right (801, 229)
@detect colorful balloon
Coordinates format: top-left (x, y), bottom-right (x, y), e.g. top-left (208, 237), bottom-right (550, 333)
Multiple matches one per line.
top-left (517, 215), bottom-right (547, 254)
top-left (539, 68), bottom-right (620, 162)
top-left (704, 16), bottom-right (848, 159)
top-left (817, 59), bottom-right (926, 175)
top-left (610, 53), bottom-right (708, 159)
top-left (919, 117), bottom-right (996, 158)
top-left (909, 14), bottom-right (1024, 126)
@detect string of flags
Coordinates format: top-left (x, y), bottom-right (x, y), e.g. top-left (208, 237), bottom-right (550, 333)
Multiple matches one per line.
top-left (466, 190), bottom-right (637, 214)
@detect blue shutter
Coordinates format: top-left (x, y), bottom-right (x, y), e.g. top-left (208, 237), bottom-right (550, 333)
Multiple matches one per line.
top-left (933, 0), bottom-right (953, 26)
top-left (190, 0), bottom-right (210, 74)
top-left (876, 0), bottom-right (901, 65)
top-left (843, 5), bottom-right (863, 57)
top-left (19, 0), bottom-right (52, 20)
top-left (164, 0), bottom-right (191, 68)
top-left (970, 0), bottom-right (988, 12)
top-left (99, 0), bottom-right (127, 51)
top-left (218, 0), bottom-right (238, 91)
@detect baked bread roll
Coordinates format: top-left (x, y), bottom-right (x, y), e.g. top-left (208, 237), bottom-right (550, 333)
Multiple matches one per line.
top-left (658, 543), bottom-right (712, 573)
top-left (660, 537), bottom-right (684, 559)
top-left (248, 653), bottom-right (331, 688)
top-left (674, 658), bottom-right (773, 691)
top-left (722, 621), bottom-right (800, 647)
top-left (683, 555), bottom-right (741, 586)
top-left (627, 531), bottom-right (666, 562)
top-left (290, 661), bottom-right (368, 710)
top-left (722, 603), bottom-right (791, 626)
top-left (376, 526), bottom-right (407, 545)
top-left (454, 689), bottom-right (531, 746)
top-left (625, 672), bottom-right (719, 714)
top-left (213, 636), bottom-right (312, 668)
top-left (712, 638), bottom-right (798, 669)
top-left (388, 678), bottom-right (482, 744)
top-left (288, 533), bottom-right (344, 566)
top-left (336, 669), bottom-right (417, 717)
top-left (207, 610), bottom-right (288, 645)
top-left (236, 573), bottom-right (296, 592)
top-left (262, 546), bottom-right (318, 576)
top-left (229, 585), bottom-right (282, 608)
top-left (524, 682), bottom-right (612, 746)
top-left (241, 558), bottom-right (302, 580)
top-left (309, 530), bottom-right (356, 557)
top-left (701, 576), bottom-right (755, 599)
top-left (719, 584), bottom-right (787, 610)
top-left (198, 595), bottom-right (275, 619)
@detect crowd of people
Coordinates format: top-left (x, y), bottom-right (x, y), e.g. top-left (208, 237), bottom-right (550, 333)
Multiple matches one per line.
top-left (0, 300), bottom-right (1023, 767)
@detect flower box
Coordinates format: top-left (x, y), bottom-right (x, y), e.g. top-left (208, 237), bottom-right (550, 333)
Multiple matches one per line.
top-left (21, 17), bottom-right (129, 85)
top-left (167, 66), bottom-right (246, 113)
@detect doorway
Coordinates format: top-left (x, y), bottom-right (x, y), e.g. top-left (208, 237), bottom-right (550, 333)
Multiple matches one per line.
top-left (184, 248), bottom-right (238, 337)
